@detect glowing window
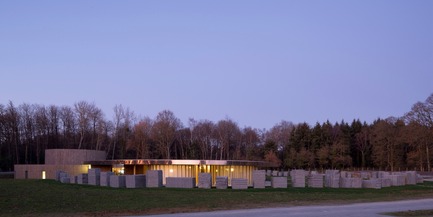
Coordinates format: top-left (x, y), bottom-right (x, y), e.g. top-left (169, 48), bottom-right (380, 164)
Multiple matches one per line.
top-left (42, 171), bottom-right (46, 179)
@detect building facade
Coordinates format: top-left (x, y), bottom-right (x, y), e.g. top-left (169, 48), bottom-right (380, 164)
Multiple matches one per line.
top-left (15, 149), bottom-right (273, 186)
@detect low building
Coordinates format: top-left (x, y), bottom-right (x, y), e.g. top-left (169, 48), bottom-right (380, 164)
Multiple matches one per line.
top-left (86, 159), bottom-right (270, 186)
top-left (15, 149), bottom-right (273, 186)
top-left (14, 149), bottom-right (106, 179)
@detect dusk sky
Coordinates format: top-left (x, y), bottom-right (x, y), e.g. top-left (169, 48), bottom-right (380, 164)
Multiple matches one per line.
top-left (1, 1), bottom-right (432, 129)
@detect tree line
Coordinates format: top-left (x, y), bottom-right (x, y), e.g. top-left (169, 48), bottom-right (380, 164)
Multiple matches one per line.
top-left (1, 93), bottom-right (432, 172)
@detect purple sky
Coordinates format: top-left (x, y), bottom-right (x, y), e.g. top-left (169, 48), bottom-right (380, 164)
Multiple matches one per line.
top-left (1, 1), bottom-right (432, 129)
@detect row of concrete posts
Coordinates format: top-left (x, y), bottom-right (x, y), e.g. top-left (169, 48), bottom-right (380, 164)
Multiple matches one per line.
top-left (55, 169), bottom-right (424, 189)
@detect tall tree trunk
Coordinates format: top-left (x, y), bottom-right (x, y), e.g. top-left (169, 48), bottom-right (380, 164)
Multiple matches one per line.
top-left (419, 146), bottom-right (424, 171)
top-left (112, 140), bottom-right (116, 160)
top-left (426, 145), bottom-right (431, 172)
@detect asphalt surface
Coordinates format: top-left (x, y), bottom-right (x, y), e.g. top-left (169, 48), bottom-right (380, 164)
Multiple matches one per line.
top-left (126, 198), bottom-right (433, 217)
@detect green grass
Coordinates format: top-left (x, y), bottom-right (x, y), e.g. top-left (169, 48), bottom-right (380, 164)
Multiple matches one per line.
top-left (383, 209), bottom-right (433, 217)
top-left (1, 180), bottom-right (433, 217)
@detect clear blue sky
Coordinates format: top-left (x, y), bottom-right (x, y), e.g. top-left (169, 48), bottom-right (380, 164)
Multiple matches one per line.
top-left (1, 1), bottom-right (432, 129)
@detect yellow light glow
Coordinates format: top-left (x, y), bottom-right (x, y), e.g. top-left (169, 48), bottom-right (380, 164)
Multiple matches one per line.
top-left (42, 171), bottom-right (46, 179)
top-left (215, 169), bottom-right (218, 172)
top-left (169, 169), bottom-right (173, 173)
top-left (88, 164), bottom-right (91, 169)
top-left (231, 168), bottom-right (234, 172)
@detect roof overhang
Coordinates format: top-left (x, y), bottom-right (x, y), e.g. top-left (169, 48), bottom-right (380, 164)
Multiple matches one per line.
top-left (84, 159), bottom-right (277, 167)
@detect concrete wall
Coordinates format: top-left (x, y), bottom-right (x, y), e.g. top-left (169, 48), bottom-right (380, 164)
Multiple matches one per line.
top-left (14, 164), bottom-right (89, 179)
top-left (45, 149), bottom-right (106, 165)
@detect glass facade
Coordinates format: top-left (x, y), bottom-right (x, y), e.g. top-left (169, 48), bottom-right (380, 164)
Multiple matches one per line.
top-left (87, 159), bottom-right (271, 187)
top-left (148, 164), bottom-right (255, 186)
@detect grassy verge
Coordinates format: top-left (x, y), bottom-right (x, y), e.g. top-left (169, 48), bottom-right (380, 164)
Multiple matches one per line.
top-left (383, 209), bottom-right (433, 217)
top-left (1, 180), bottom-right (433, 217)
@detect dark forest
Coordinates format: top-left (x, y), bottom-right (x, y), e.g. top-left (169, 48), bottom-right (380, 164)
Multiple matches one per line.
top-left (1, 93), bottom-right (432, 172)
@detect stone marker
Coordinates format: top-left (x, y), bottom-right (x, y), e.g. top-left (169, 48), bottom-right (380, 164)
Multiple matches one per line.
top-left (198, 173), bottom-right (212, 189)
top-left (60, 176), bottom-right (70, 184)
top-left (77, 174), bottom-right (88, 185)
top-left (290, 170), bottom-right (306, 188)
top-left (71, 176), bottom-right (78, 184)
top-left (88, 168), bottom-right (101, 186)
top-left (216, 176), bottom-right (228, 189)
top-left (166, 177), bottom-right (196, 188)
top-left (340, 178), bottom-right (362, 188)
top-left (271, 176), bottom-right (287, 188)
top-left (307, 173), bottom-right (324, 188)
top-left (252, 170), bottom-right (266, 189)
top-left (100, 172), bottom-right (114, 187)
top-left (405, 171), bottom-right (417, 185)
top-left (325, 170), bottom-right (340, 188)
top-left (110, 175), bottom-right (126, 188)
top-left (231, 178), bottom-right (248, 189)
top-left (362, 179), bottom-right (381, 189)
top-left (125, 175), bottom-right (146, 188)
top-left (146, 170), bottom-right (163, 188)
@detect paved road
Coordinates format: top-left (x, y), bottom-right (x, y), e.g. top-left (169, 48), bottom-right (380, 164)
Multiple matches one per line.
top-left (126, 199), bottom-right (433, 217)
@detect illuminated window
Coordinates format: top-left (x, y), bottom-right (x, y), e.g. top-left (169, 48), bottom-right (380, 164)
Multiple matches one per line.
top-left (42, 171), bottom-right (46, 179)
top-left (112, 164), bottom-right (125, 175)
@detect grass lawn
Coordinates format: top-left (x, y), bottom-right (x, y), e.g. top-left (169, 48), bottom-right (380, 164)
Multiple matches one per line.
top-left (1, 179), bottom-right (433, 217)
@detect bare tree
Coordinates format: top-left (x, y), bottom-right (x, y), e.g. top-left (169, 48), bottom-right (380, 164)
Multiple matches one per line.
top-left (371, 118), bottom-right (405, 171)
top-left (405, 93), bottom-right (433, 171)
top-left (175, 128), bottom-right (191, 159)
top-left (47, 105), bottom-right (60, 148)
top-left (34, 105), bottom-right (49, 164)
top-left (127, 117), bottom-right (153, 159)
top-left (355, 125), bottom-right (371, 168)
top-left (4, 102), bottom-right (20, 165)
top-left (18, 103), bottom-right (35, 164)
top-left (59, 105), bottom-right (76, 148)
top-left (266, 121), bottom-right (294, 152)
top-left (191, 119), bottom-right (215, 159)
top-left (242, 127), bottom-right (261, 160)
top-left (110, 104), bottom-right (135, 159)
top-left (151, 110), bottom-right (182, 159)
top-left (74, 101), bottom-right (92, 149)
top-left (214, 118), bottom-right (240, 160)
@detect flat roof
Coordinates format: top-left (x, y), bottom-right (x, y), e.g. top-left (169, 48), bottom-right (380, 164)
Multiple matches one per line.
top-left (84, 159), bottom-right (276, 167)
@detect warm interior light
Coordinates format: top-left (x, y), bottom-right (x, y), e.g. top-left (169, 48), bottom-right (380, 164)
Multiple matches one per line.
top-left (42, 171), bottom-right (46, 179)
top-left (113, 164), bottom-right (125, 175)
top-left (169, 169), bottom-right (173, 173)
top-left (231, 168), bottom-right (234, 172)
top-left (88, 164), bottom-right (91, 169)
top-left (215, 169), bottom-right (218, 172)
